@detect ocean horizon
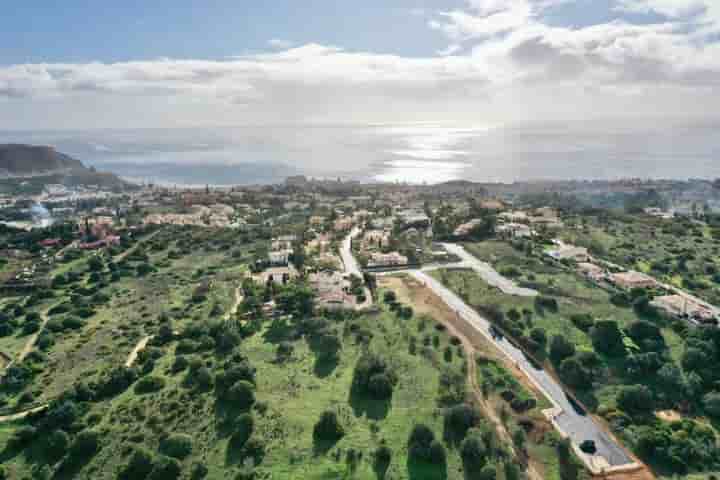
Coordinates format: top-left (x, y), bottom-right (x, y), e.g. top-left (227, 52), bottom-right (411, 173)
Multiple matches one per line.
top-left (2, 120), bottom-right (719, 186)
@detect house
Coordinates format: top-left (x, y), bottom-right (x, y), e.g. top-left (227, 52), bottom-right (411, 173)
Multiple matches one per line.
top-left (577, 262), bottom-right (605, 281)
top-left (334, 217), bottom-right (353, 232)
top-left (454, 219), bottom-right (483, 237)
top-left (268, 250), bottom-right (290, 266)
top-left (496, 223), bottom-right (532, 239)
top-left (651, 295), bottom-right (717, 324)
top-left (546, 245), bottom-right (589, 262)
top-left (368, 251), bottom-right (409, 268)
top-left (362, 230), bottom-right (390, 250)
top-left (309, 270), bottom-right (354, 310)
top-left (498, 211), bottom-right (528, 223)
top-left (79, 235), bottom-right (120, 250)
top-left (309, 216), bottom-right (325, 227)
top-left (610, 271), bottom-right (657, 290)
top-left (256, 266), bottom-right (298, 285)
top-left (39, 238), bottom-right (62, 248)
top-left (479, 199), bottom-right (505, 211)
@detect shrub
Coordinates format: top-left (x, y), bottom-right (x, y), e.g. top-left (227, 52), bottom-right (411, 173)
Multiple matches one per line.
top-left (160, 434), bottom-right (193, 459)
top-left (460, 433), bottom-right (488, 474)
top-left (227, 380), bottom-right (255, 410)
top-left (62, 316), bottom-right (85, 330)
top-left (408, 424), bottom-right (437, 462)
top-left (549, 335), bottom-right (575, 362)
top-left (231, 413), bottom-right (255, 447)
top-left (134, 375), bottom-right (166, 394)
top-left (171, 355), bottom-right (189, 373)
top-left (149, 455), bottom-right (181, 480)
top-left (123, 447), bottom-right (155, 479)
top-left (69, 430), bottom-right (101, 461)
top-left (313, 410), bottom-right (344, 442)
top-left (352, 353), bottom-right (397, 400)
top-left (444, 404), bottom-right (481, 444)
top-left (616, 385), bottom-right (653, 415)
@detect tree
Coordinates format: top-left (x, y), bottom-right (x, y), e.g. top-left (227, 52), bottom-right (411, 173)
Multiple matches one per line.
top-left (160, 434), bottom-right (193, 459)
top-left (408, 424), bottom-right (438, 462)
top-left (627, 320), bottom-right (662, 347)
top-left (227, 381), bottom-right (256, 410)
top-left (149, 455), bottom-right (181, 480)
top-left (44, 430), bottom-right (70, 460)
top-left (123, 447), bottom-right (155, 479)
top-left (590, 320), bottom-right (625, 356)
top-left (231, 413), bottom-right (255, 447)
top-left (559, 357), bottom-right (591, 389)
top-left (617, 385), bottom-right (653, 415)
top-left (383, 291), bottom-right (397, 304)
top-left (550, 335), bottom-right (575, 362)
top-left (703, 391), bottom-right (720, 418)
top-left (313, 410), bottom-right (344, 442)
top-left (460, 432), bottom-right (488, 474)
top-left (443, 404), bottom-right (481, 444)
top-left (69, 430), bottom-right (101, 461)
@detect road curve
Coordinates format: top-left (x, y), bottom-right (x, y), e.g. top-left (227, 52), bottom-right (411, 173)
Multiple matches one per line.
top-left (441, 243), bottom-right (538, 297)
top-left (411, 270), bottom-right (634, 471)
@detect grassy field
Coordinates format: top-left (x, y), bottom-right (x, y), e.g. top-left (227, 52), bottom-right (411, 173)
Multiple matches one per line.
top-left (0, 226), bottom-right (528, 480)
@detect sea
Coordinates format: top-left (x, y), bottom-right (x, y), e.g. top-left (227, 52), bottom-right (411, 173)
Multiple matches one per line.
top-left (1, 119), bottom-right (719, 186)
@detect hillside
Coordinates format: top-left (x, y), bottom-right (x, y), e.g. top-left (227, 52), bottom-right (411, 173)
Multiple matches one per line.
top-left (0, 144), bottom-right (131, 191)
top-left (0, 145), bottom-right (85, 175)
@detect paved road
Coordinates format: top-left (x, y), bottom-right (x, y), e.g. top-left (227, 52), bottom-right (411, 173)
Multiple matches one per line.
top-left (412, 270), bottom-right (634, 470)
top-left (340, 227), bottom-right (363, 278)
top-left (440, 243), bottom-right (538, 297)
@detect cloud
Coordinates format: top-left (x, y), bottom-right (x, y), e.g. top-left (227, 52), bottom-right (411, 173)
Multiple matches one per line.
top-left (268, 38), bottom-right (294, 49)
top-left (437, 44), bottom-right (463, 56)
top-left (1, 1), bottom-right (719, 129)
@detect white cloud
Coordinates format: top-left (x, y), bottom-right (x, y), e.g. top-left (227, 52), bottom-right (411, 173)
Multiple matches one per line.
top-left (437, 44), bottom-right (463, 56)
top-left (0, 1), bottom-right (719, 129)
top-left (268, 38), bottom-right (294, 49)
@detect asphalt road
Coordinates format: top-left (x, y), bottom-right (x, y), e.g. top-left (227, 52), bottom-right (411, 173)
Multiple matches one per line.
top-left (412, 270), bottom-right (633, 468)
top-left (441, 243), bottom-right (538, 297)
top-left (340, 227), bottom-right (363, 278)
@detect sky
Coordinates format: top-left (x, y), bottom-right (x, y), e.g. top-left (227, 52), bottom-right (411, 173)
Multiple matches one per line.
top-left (1, 0), bottom-right (719, 130)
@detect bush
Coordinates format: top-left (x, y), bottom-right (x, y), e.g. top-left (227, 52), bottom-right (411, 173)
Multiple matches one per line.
top-left (352, 353), bottom-right (397, 400)
top-left (408, 424), bottom-right (437, 462)
top-left (313, 410), bottom-right (344, 442)
top-left (171, 355), bottom-right (189, 373)
top-left (227, 380), bottom-right (256, 410)
top-left (444, 404), bottom-right (481, 444)
top-left (616, 385), bottom-right (653, 415)
top-left (134, 375), bottom-right (166, 394)
top-left (570, 313), bottom-right (595, 331)
top-left (149, 455), bottom-right (181, 480)
top-left (460, 432), bottom-right (488, 474)
top-left (69, 430), bottom-right (101, 461)
top-left (231, 413), bottom-right (255, 447)
top-left (63, 316), bottom-right (85, 330)
top-left (549, 335), bottom-right (575, 362)
top-left (160, 433), bottom-right (193, 459)
top-left (123, 447), bottom-right (155, 479)
top-left (44, 430), bottom-right (70, 460)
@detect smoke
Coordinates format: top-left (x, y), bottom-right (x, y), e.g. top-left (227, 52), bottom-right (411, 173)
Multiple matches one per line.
top-left (31, 202), bottom-right (54, 228)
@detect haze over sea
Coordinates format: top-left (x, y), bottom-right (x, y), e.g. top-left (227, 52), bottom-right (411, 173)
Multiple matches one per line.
top-left (2, 120), bottom-right (719, 186)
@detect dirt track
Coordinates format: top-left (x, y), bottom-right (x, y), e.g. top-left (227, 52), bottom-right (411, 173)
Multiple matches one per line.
top-left (380, 275), bottom-right (544, 480)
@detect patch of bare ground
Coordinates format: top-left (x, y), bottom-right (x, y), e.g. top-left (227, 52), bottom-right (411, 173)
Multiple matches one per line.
top-left (593, 466), bottom-right (656, 480)
top-left (654, 409), bottom-right (682, 422)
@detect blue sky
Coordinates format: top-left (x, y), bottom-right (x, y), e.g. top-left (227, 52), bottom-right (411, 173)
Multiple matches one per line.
top-left (0, 0), bottom-right (719, 130)
top-left (1, 1), bottom-right (470, 63)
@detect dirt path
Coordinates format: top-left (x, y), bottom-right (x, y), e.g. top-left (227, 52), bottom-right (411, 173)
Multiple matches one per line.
top-left (0, 404), bottom-right (48, 423)
top-left (224, 284), bottom-right (243, 321)
top-left (125, 335), bottom-right (152, 367)
top-left (381, 275), bottom-right (543, 480)
top-left (114, 228), bottom-right (162, 263)
top-left (15, 305), bottom-right (53, 363)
